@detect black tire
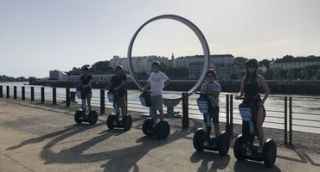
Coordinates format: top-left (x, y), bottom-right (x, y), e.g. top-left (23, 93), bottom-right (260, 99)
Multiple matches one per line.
top-left (233, 134), bottom-right (246, 161)
top-left (74, 110), bottom-right (83, 124)
top-left (217, 131), bottom-right (230, 156)
top-left (155, 121), bottom-right (170, 139)
top-left (123, 115), bottom-right (133, 131)
top-left (263, 138), bottom-right (277, 167)
top-left (106, 114), bottom-right (116, 130)
top-left (142, 119), bottom-right (154, 137)
top-left (88, 111), bottom-right (98, 125)
top-left (193, 128), bottom-right (206, 151)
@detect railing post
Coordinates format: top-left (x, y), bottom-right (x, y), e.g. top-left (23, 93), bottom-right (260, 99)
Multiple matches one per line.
top-left (41, 87), bottom-right (45, 103)
top-left (0, 85), bottom-right (3, 98)
top-left (226, 94), bottom-right (230, 134)
top-left (289, 96), bottom-right (293, 146)
top-left (52, 87), bottom-right (57, 105)
top-left (100, 89), bottom-right (105, 115)
top-left (22, 86), bottom-right (25, 100)
top-left (182, 92), bottom-right (189, 129)
top-left (14, 86), bottom-right (17, 99)
top-left (6, 86), bottom-right (10, 98)
top-left (284, 97), bottom-right (288, 145)
top-left (31, 87), bottom-right (34, 102)
top-left (230, 94), bottom-right (234, 136)
top-left (66, 88), bottom-right (70, 107)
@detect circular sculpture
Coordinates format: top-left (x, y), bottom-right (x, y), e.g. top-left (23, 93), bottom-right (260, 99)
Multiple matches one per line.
top-left (127, 14), bottom-right (210, 97)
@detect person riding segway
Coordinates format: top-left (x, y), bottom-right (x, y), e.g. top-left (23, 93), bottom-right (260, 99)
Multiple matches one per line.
top-left (140, 61), bottom-right (171, 139)
top-left (193, 69), bottom-right (230, 156)
top-left (106, 65), bottom-right (132, 131)
top-left (74, 65), bottom-right (98, 125)
top-left (234, 59), bottom-right (276, 167)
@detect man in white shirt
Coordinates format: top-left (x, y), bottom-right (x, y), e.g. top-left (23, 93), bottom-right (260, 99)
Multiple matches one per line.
top-left (142, 61), bottom-right (170, 123)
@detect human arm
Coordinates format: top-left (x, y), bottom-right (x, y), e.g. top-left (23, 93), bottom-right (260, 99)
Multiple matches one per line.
top-left (235, 78), bottom-right (245, 99)
top-left (258, 75), bottom-right (270, 106)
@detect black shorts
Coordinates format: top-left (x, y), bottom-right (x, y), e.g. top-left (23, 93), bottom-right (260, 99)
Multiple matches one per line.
top-left (83, 86), bottom-right (92, 98)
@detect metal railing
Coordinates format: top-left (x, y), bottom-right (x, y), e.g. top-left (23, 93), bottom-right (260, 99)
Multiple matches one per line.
top-left (1, 84), bottom-right (319, 147)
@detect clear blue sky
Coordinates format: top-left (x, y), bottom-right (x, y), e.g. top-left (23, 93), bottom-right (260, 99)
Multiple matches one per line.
top-left (1, 0), bottom-right (319, 77)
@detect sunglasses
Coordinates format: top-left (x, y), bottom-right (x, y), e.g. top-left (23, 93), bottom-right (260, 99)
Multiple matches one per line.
top-left (207, 75), bottom-right (214, 78)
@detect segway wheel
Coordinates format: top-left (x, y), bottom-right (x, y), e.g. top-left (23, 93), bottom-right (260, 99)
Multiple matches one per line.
top-left (217, 131), bottom-right (230, 156)
top-left (88, 111), bottom-right (98, 125)
top-left (142, 119), bottom-right (154, 137)
top-left (74, 110), bottom-right (83, 124)
top-left (155, 121), bottom-right (170, 139)
top-left (123, 115), bottom-right (133, 131)
top-left (233, 134), bottom-right (246, 161)
top-left (106, 114), bottom-right (116, 130)
top-left (193, 128), bottom-right (206, 151)
top-left (263, 138), bottom-right (277, 167)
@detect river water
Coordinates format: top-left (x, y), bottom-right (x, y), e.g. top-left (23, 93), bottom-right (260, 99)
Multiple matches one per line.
top-left (1, 82), bottom-right (320, 134)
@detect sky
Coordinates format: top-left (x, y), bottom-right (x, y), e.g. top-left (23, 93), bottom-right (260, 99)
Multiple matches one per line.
top-left (0, 0), bottom-right (319, 78)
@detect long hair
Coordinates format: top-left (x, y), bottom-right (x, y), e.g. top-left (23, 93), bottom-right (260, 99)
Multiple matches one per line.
top-left (244, 59), bottom-right (258, 83)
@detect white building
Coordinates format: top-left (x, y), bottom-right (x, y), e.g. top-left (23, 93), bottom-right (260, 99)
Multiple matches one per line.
top-left (49, 70), bottom-right (67, 80)
top-left (109, 55), bottom-right (169, 73)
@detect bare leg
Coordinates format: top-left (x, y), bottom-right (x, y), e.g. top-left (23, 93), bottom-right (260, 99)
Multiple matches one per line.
top-left (257, 106), bottom-right (265, 147)
top-left (87, 93), bottom-right (92, 112)
top-left (119, 96), bottom-right (127, 117)
top-left (158, 109), bottom-right (164, 121)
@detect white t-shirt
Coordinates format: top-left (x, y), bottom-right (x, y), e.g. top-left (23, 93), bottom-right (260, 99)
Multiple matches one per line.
top-left (147, 71), bottom-right (169, 96)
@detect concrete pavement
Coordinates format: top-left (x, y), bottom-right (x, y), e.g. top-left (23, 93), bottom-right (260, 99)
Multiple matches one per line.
top-left (0, 99), bottom-right (319, 172)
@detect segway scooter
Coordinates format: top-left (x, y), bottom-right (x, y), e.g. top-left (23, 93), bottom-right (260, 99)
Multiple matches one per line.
top-left (74, 86), bottom-right (98, 125)
top-left (233, 97), bottom-right (277, 167)
top-left (193, 92), bottom-right (230, 156)
top-left (140, 91), bottom-right (170, 139)
top-left (106, 91), bottom-right (132, 131)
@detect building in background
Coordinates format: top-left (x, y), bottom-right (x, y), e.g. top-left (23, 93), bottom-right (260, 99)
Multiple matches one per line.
top-left (270, 56), bottom-right (320, 69)
top-left (49, 70), bottom-right (67, 80)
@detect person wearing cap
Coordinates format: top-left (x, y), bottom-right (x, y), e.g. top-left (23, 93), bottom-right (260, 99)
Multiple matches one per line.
top-left (142, 61), bottom-right (170, 123)
top-left (80, 65), bottom-right (93, 112)
top-left (235, 59), bottom-right (270, 153)
top-left (200, 69), bottom-right (221, 144)
top-left (106, 65), bottom-right (128, 119)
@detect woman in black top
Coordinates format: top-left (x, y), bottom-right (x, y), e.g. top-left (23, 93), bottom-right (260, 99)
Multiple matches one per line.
top-left (236, 59), bottom-right (270, 152)
top-left (106, 66), bottom-right (128, 119)
top-left (80, 65), bottom-right (93, 112)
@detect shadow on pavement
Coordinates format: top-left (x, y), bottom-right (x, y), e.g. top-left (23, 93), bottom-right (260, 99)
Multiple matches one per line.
top-left (37, 119), bottom-right (201, 171)
top-left (190, 151), bottom-right (230, 172)
top-left (234, 160), bottom-right (282, 172)
top-left (7, 123), bottom-right (103, 150)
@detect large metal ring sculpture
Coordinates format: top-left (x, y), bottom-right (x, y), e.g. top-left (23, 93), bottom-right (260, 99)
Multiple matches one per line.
top-left (127, 14), bottom-right (210, 98)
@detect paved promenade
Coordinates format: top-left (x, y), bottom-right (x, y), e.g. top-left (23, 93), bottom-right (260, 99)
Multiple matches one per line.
top-left (0, 99), bottom-right (319, 172)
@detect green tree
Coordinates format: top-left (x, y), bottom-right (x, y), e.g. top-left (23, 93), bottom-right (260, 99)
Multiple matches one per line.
top-left (91, 61), bottom-right (113, 74)
top-left (301, 68), bottom-right (310, 79)
top-left (259, 59), bottom-right (270, 69)
top-left (317, 68), bottom-right (320, 79)
top-left (28, 77), bottom-right (37, 83)
top-left (264, 68), bottom-right (273, 80)
top-left (286, 69), bottom-right (295, 79)
top-left (66, 67), bottom-right (81, 75)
